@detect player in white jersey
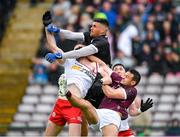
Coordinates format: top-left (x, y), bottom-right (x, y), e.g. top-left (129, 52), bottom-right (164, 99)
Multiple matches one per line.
top-left (44, 27), bottom-right (110, 136)
top-left (61, 58), bottom-right (97, 98)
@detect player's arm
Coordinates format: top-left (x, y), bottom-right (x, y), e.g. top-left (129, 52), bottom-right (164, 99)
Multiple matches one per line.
top-left (102, 85), bottom-right (127, 99)
top-left (60, 37), bottom-right (106, 59)
top-left (44, 33), bottom-right (98, 63)
top-left (128, 99), bottom-right (141, 116)
top-left (60, 29), bottom-right (84, 42)
top-left (86, 56), bottom-right (114, 83)
top-left (45, 29), bottom-right (65, 64)
top-left (129, 97), bottom-right (153, 116)
top-left (62, 44), bottom-right (98, 59)
top-left (43, 11), bottom-right (84, 42)
top-left (86, 55), bottom-right (107, 67)
top-left (45, 29), bottom-right (63, 53)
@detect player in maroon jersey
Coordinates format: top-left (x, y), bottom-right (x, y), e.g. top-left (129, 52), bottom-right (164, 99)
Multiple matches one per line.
top-left (59, 69), bottom-right (141, 136)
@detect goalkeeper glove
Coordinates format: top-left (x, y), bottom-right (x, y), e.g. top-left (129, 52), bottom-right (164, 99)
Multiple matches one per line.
top-left (140, 98), bottom-right (153, 112)
top-left (42, 10), bottom-right (52, 27)
top-left (45, 52), bottom-right (62, 63)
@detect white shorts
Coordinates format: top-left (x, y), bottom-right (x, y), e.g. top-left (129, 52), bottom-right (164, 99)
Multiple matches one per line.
top-left (91, 109), bottom-right (121, 132)
top-left (119, 118), bottom-right (130, 131)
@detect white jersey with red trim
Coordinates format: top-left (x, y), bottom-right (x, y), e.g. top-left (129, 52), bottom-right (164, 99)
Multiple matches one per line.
top-left (63, 59), bottom-right (96, 97)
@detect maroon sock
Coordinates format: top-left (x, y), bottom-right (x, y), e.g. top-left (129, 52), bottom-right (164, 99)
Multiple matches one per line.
top-left (66, 91), bottom-right (72, 98)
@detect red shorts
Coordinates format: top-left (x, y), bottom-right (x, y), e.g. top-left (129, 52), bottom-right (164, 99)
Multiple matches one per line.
top-left (118, 128), bottom-right (134, 137)
top-left (49, 98), bottom-right (82, 126)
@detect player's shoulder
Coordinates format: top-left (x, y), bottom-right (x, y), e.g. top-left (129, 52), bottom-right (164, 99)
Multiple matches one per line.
top-left (83, 32), bottom-right (90, 38)
top-left (125, 86), bottom-right (137, 94)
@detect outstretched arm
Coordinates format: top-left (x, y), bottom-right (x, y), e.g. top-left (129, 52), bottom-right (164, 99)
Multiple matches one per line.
top-left (45, 29), bottom-right (63, 53)
top-left (60, 29), bottom-right (84, 42)
top-left (42, 11), bottom-right (85, 42)
top-left (129, 97), bottom-right (153, 116)
top-left (45, 29), bottom-right (65, 64)
top-left (62, 44), bottom-right (98, 59)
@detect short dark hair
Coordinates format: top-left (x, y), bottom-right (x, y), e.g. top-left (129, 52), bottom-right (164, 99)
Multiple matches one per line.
top-left (93, 18), bottom-right (109, 27)
top-left (112, 63), bottom-right (125, 70)
top-left (129, 69), bottom-right (141, 86)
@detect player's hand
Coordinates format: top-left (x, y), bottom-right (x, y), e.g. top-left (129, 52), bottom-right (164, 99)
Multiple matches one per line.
top-left (45, 52), bottom-right (62, 63)
top-left (140, 98), bottom-right (153, 112)
top-left (47, 24), bottom-right (60, 33)
top-left (42, 10), bottom-right (52, 27)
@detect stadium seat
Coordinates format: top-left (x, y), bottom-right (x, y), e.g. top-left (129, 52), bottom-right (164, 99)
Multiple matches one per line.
top-left (138, 76), bottom-right (147, 85)
top-left (136, 85), bottom-right (144, 95)
top-left (162, 85), bottom-right (178, 94)
top-left (175, 104), bottom-right (180, 111)
top-left (26, 85), bottom-right (42, 95)
top-left (171, 112), bottom-right (180, 119)
top-left (165, 75), bottom-right (179, 84)
top-left (157, 103), bottom-right (173, 112)
top-left (134, 66), bottom-right (148, 76)
top-left (153, 112), bottom-right (170, 121)
top-left (10, 121), bottom-right (26, 127)
top-left (35, 104), bottom-right (52, 114)
top-left (40, 95), bottom-right (56, 104)
top-left (14, 113), bottom-right (31, 122)
top-left (22, 95), bottom-right (39, 105)
top-left (24, 131), bottom-right (41, 136)
top-left (27, 121), bottom-right (45, 127)
top-left (146, 85), bottom-right (161, 94)
top-left (150, 130), bottom-right (165, 136)
top-left (143, 94), bottom-right (158, 105)
top-left (6, 131), bottom-right (23, 136)
top-left (31, 113), bottom-right (48, 122)
top-left (177, 95), bottom-right (180, 102)
top-left (18, 104), bottom-right (35, 113)
top-left (148, 75), bottom-right (164, 85)
top-left (152, 121), bottom-right (166, 127)
top-left (160, 94), bottom-right (176, 103)
top-left (43, 85), bottom-right (58, 95)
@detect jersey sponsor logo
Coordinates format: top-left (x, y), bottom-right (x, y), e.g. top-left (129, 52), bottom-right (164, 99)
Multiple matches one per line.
top-left (71, 65), bottom-right (81, 70)
top-left (71, 63), bottom-right (96, 81)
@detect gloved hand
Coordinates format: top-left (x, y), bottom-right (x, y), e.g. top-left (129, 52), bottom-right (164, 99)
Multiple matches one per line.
top-left (140, 98), bottom-right (153, 112)
top-left (42, 10), bottom-right (52, 27)
top-left (45, 52), bottom-right (62, 63)
top-left (47, 24), bottom-right (60, 33)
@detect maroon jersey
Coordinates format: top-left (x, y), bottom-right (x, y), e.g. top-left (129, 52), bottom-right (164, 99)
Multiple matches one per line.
top-left (110, 72), bottom-right (123, 89)
top-left (99, 72), bottom-right (137, 120)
